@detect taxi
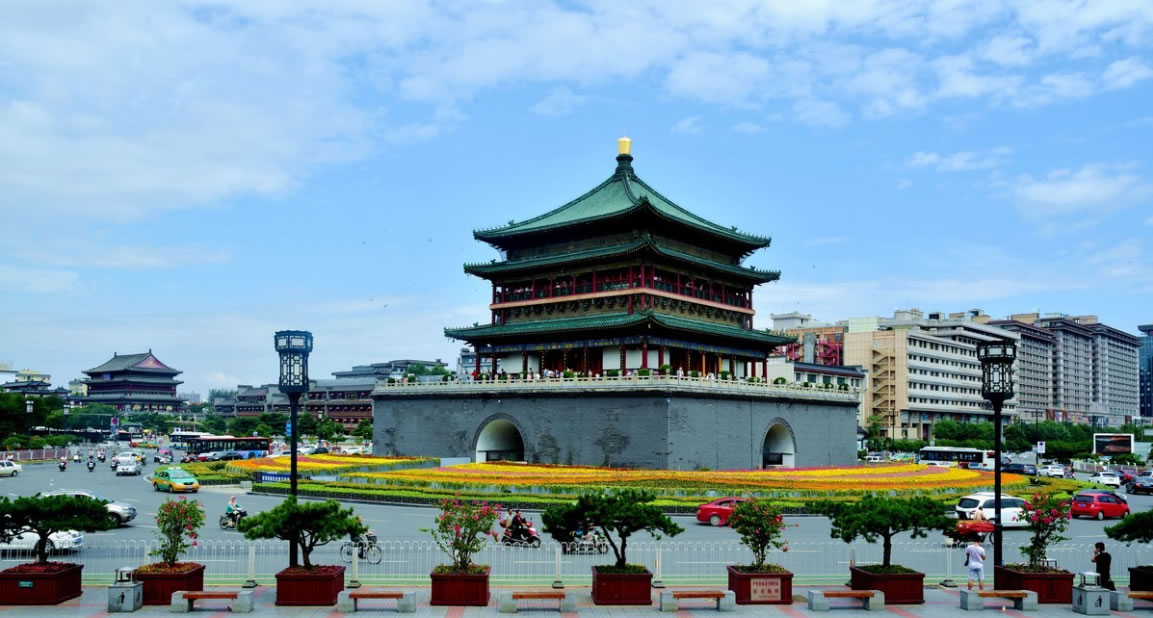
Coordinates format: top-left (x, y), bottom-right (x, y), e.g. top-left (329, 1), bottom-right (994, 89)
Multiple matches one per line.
top-left (152, 467), bottom-right (200, 493)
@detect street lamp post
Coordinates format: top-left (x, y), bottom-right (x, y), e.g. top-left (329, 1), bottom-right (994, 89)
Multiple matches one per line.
top-left (977, 340), bottom-right (1016, 570)
top-left (25, 398), bottom-right (34, 434)
top-left (275, 330), bottom-right (313, 568)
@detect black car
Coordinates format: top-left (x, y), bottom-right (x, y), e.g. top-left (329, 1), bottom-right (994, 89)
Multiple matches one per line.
top-left (1004, 463), bottom-right (1038, 476)
top-left (218, 451), bottom-right (245, 461)
top-left (1128, 476), bottom-right (1153, 495)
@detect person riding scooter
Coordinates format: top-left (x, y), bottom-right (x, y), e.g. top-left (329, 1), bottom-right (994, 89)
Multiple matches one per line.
top-left (58, 456), bottom-right (68, 471)
top-left (224, 496), bottom-right (245, 526)
top-left (86, 459), bottom-right (96, 472)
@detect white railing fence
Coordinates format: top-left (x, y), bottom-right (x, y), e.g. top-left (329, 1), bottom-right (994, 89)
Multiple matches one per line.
top-left (7, 539), bottom-right (1150, 587)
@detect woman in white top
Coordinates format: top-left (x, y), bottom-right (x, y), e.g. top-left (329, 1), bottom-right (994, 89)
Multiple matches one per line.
top-left (966, 540), bottom-right (986, 590)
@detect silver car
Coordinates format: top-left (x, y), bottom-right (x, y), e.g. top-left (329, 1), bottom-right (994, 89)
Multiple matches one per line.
top-left (39, 489), bottom-right (136, 527)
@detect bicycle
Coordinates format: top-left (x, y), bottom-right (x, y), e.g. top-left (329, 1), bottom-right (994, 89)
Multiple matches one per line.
top-left (340, 534), bottom-right (382, 565)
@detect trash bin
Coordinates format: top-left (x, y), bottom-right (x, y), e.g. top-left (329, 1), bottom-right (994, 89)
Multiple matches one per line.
top-left (1073, 572), bottom-right (1108, 616)
top-left (107, 567), bottom-right (143, 612)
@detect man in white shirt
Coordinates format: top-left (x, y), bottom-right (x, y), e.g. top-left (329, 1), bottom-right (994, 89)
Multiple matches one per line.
top-left (966, 540), bottom-right (986, 590)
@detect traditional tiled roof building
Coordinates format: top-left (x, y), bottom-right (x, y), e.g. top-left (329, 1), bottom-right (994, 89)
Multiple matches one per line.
top-left (81, 351), bottom-right (184, 412)
top-left (447, 138), bottom-right (791, 378)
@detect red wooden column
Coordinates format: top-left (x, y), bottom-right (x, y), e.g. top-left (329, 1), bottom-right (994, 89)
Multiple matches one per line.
top-left (762, 358), bottom-right (768, 380)
top-left (474, 350), bottom-right (481, 376)
top-left (492, 354), bottom-right (499, 377)
top-left (658, 345), bottom-right (665, 367)
top-left (729, 356), bottom-right (735, 375)
top-left (641, 340), bottom-right (649, 369)
top-left (522, 353), bottom-right (528, 374)
top-left (619, 344), bottom-right (626, 372)
top-left (592, 271), bottom-right (597, 293)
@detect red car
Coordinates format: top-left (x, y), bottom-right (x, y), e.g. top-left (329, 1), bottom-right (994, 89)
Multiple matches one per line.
top-left (696, 497), bottom-right (751, 526)
top-left (1116, 468), bottom-right (1139, 483)
top-left (1071, 493), bottom-right (1130, 520)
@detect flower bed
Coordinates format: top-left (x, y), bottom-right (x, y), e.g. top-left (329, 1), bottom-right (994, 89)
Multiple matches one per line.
top-left (229, 455), bottom-right (436, 478)
top-left (343, 462), bottom-right (1027, 499)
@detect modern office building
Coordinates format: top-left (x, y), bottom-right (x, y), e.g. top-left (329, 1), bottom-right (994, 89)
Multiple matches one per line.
top-left (988, 318), bottom-right (1055, 424)
top-left (843, 309), bottom-right (1019, 440)
top-left (771, 313), bottom-right (845, 366)
top-left (1140, 322), bottom-right (1153, 419)
top-left (332, 360), bottom-right (449, 381)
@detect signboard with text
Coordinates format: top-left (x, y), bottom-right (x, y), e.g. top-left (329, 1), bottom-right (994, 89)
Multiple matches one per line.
top-left (750, 577), bottom-right (782, 602)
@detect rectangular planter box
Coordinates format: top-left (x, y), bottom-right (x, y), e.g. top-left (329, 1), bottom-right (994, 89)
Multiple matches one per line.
top-left (1131, 566), bottom-right (1153, 592)
top-left (591, 567), bottom-right (653, 606)
top-left (136, 563), bottom-right (204, 606)
top-left (275, 566), bottom-right (345, 606)
top-left (0, 563), bottom-right (83, 605)
top-left (850, 566), bottom-right (924, 604)
top-left (727, 566), bottom-right (793, 605)
top-left (430, 567), bottom-right (489, 606)
top-left (994, 566), bottom-right (1073, 604)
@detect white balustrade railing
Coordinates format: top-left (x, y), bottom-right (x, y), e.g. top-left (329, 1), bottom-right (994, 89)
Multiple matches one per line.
top-left (9, 538), bottom-right (1149, 587)
top-left (374, 374), bottom-right (860, 403)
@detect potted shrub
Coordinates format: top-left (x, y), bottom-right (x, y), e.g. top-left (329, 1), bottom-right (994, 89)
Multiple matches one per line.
top-left (543, 489), bottom-right (682, 605)
top-left (135, 496), bottom-right (205, 605)
top-left (727, 500), bottom-right (792, 604)
top-left (0, 495), bottom-right (114, 605)
top-left (720, 370), bottom-right (731, 380)
top-left (658, 364), bottom-right (671, 376)
top-left (814, 496), bottom-right (951, 604)
top-left (994, 492), bottom-right (1074, 603)
top-left (637, 368), bottom-right (651, 377)
top-left (239, 497), bottom-right (364, 606)
top-left (772, 377), bottom-right (787, 385)
top-left (1107, 510), bottom-right (1153, 590)
top-left (423, 497), bottom-right (502, 606)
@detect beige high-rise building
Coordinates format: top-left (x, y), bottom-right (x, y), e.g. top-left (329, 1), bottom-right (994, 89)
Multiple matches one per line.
top-left (844, 309), bottom-right (1018, 440)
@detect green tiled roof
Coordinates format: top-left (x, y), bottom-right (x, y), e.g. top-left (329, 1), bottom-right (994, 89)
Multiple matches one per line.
top-left (463, 236), bottom-right (780, 283)
top-left (445, 311), bottom-right (793, 347)
top-left (474, 155), bottom-right (770, 250)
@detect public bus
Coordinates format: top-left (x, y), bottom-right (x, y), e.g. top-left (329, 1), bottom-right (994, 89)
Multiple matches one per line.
top-left (187, 435), bottom-right (270, 459)
top-left (917, 446), bottom-right (995, 468)
top-left (168, 430), bottom-right (209, 449)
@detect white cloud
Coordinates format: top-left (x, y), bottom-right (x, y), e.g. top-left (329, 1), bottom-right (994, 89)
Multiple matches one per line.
top-left (671, 116), bottom-right (704, 135)
top-left (1014, 164), bottom-right (1153, 217)
top-left (908, 146), bottom-right (1012, 172)
top-left (17, 245), bottom-right (229, 269)
top-left (531, 87), bottom-right (588, 116)
top-left (1103, 57), bottom-right (1153, 90)
top-left (664, 51), bottom-right (771, 106)
top-left (0, 265), bottom-right (79, 293)
top-left (979, 34), bottom-right (1034, 66)
top-left (731, 122), bottom-right (763, 134)
top-left (1146, 215), bottom-right (1153, 225)
top-left (897, 178), bottom-right (913, 190)
top-left (792, 99), bottom-right (850, 128)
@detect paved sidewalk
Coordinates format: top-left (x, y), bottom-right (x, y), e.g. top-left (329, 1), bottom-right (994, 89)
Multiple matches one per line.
top-left (3, 585), bottom-right (1148, 616)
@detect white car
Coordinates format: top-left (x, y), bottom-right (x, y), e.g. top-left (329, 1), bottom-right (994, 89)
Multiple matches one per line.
top-left (1089, 472), bottom-right (1122, 488)
top-left (1040, 464), bottom-right (1066, 478)
top-left (116, 461), bottom-right (143, 476)
top-left (0, 530), bottom-right (84, 552)
top-left (0, 460), bottom-right (22, 477)
top-left (955, 493), bottom-right (1029, 529)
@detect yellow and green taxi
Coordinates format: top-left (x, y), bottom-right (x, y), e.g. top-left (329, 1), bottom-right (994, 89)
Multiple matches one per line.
top-left (152, 467), bottom-right (200, 493)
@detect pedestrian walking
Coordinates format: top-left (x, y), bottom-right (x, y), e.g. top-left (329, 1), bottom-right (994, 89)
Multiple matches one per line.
top-left (966, 540), bottom-right (986, 591)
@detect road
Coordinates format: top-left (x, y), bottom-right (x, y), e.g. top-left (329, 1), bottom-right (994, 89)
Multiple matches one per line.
top-left (3, 459), bottom-right (1149, 546)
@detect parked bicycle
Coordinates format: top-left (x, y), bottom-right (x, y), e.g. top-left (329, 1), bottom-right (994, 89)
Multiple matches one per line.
top-left (340, 533), bottom-right (382, 565)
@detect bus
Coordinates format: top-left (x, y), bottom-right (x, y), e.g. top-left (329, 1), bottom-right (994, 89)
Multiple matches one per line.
top-left (917, 446), bottom-right (995, 468)
top-left (187, 436), bottom-right (270, 460)
top-left (168, 431), bottom-right (210, 449)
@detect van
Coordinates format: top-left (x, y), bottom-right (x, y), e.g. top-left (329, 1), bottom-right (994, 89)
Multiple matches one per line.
top-left (864, 455), bottom-right (884, 463)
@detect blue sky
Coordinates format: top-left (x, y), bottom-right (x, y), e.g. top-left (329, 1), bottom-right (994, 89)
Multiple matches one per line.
top-left (2, 1), bottom-right (1152, 395)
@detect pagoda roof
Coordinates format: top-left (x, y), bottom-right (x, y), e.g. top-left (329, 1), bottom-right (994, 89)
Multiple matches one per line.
top-left (445, 311), bottom-right (793, 348)
top-left (85, 352), bottom-right (180, 375)
top-left (464, 235), bottom-right (780, 283)
top-left (473, 154), bottom-right (770, 252)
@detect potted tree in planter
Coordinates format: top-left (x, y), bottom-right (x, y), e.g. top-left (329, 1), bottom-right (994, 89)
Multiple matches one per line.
top-left (814, 495), bottom-right (950, 604)
top-left (727, 500), bottom-right (791, 604)
top-left (423, 497), bottom-right (502, 606)
top-left (0, 494), bottom-right (114, 605)
top-left (543, 489), bottom-right (682, 605)
top-left (1106, 510), bottom-right (1153, 590)
top-left (239, 497), bottom-right (364, 606)
top-left (135, 496), bottom-right (205, 605)
top-left (994, 492), bottom-right (1074, 603)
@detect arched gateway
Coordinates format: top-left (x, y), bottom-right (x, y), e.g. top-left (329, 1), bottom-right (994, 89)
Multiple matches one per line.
top-left (474, 417), bottom-right (525, 462)
top-left (762, 421), bottom-right (796, 468)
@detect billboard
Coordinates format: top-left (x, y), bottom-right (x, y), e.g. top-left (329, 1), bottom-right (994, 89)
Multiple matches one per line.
top-left (1093, 433), bottom-right (1134, 456)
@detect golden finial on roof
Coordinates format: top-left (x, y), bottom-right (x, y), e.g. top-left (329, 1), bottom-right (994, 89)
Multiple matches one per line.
top-left (617, 136), bottom-right (632, 156)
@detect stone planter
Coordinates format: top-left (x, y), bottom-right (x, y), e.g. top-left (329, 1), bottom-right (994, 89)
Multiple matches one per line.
top-left (430, 567), bottom-right (489, 606)
top-left (727, 566), bottom-right (793, 604)
top-left (1130, 566), bottom-right (1153, 592)
top-left (850, 566), bottom-right (924, 604)
top-left (0, 563), bottom-right (83, 605)
top-left (591, 566), bottom-right (653, 605)
top-left (275, 565), bottom-right (345, 606)
top-left (994, 566), bottom-right (1073, 604)
top-left (136, 563), bottom-right (204, 606)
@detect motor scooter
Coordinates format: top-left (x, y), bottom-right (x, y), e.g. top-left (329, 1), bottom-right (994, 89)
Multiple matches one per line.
top-left (219, 508), bottom-right (248, 530)
top-left (87, 460), bottom-right (96, 472)
top-left (564, 530), bottom-right (610, 554)
top-left (58, 460), bottom-right (67, 472)
top-left (72, 453), bottom-right (81, 463)
top-left (501, 521), bottom-right (542, 548)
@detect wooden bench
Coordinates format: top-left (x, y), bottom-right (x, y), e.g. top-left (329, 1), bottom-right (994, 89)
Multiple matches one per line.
top-left (807, 589), bottom-right (884, 611)
top-left (336, 589), bottom-right (416, 613)
top-left (170, 590), bottom-right (253, 613)
top-left (959, 589), bottom-right (1038, 611)
top-left (1110, 590), bottom-right (1153, 611)
top-left (498, 591), bottom-right (574, 613)
top-left (660, 589), bottom-right (735, 612)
